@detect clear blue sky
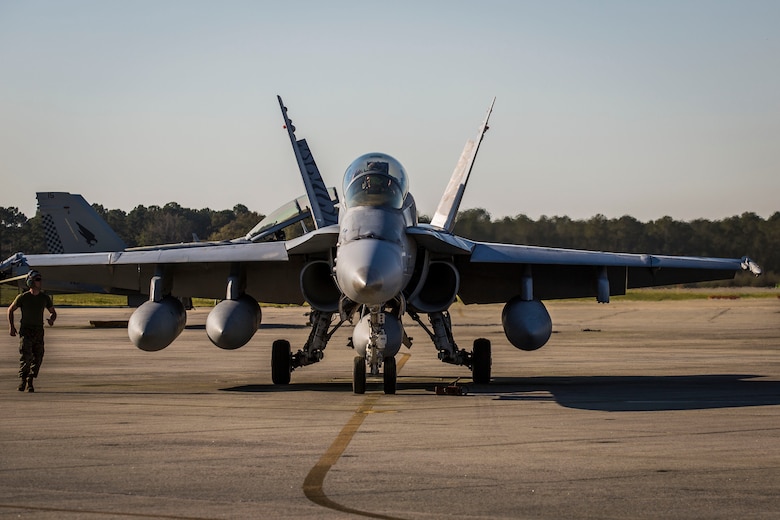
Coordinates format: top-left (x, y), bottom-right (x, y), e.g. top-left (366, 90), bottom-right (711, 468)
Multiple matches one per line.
top-left (1, 0), bottom-right (778, 222)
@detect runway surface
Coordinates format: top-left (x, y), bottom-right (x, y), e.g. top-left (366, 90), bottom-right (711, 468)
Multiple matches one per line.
top-left (2, 298), bottom-right (779, 519)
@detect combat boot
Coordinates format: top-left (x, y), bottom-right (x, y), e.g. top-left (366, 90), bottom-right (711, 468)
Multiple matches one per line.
top-left (26, 377), bottom-right (34, 393)
top-left (17, 378), bottom-right (26, 391)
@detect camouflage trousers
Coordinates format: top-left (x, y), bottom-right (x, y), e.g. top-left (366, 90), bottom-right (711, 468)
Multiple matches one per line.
top-left (18, 326), bottom-right (45, 380)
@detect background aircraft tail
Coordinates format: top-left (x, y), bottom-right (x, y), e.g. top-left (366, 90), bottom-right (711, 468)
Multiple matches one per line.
top-left (36, 192), bottom-right (127, 253)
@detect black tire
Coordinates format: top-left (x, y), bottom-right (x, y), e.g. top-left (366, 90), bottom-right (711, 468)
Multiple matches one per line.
top-left (383, 356), bottom-right (397, 395)
top-left (271, 339), bottom-right (292, 385)
top-left (353, 356), bottom-right (366, 394)
top-left (472, 338), bottom-right (491, 384)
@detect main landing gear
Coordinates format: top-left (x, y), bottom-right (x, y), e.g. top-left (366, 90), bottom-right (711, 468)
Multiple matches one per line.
top-left (408, 310), bottom-right (492, 385)
top-left (271, 339), bottom-right (292, 385)
top-left (271, 307), bottom-right (491, 393)
top-left (471, 337), bottom-right (491, 385)
top-left (271, 310), bottom-right (343, 385)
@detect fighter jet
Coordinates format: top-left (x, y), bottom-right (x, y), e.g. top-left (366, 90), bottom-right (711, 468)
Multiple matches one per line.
top-left (5, 96), bottom-right (762, 394)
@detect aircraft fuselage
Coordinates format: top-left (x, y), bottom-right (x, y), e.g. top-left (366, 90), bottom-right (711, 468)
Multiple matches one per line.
top-left (334, 153), bottom-right (417, 308)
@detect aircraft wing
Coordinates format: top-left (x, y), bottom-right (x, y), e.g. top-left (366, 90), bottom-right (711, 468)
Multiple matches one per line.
top-left (15, 227), bottom-right (339, 304)
top-left (409, 232), bottom-right (759, 304)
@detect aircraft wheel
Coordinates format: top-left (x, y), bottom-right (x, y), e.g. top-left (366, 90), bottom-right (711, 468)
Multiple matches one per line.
top-left (383, 356), bottom-right (397, 395)
top-left (472, 338), bottom-right (491, 384)
top-left (271, 339), bottom-right (292, 385)
top-left (353, 356), bottom-right (367, 394)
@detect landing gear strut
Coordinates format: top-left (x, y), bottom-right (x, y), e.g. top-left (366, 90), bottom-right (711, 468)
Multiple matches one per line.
top-left (271, 310), bottom-right (350, 386)
top-left (408, 310), bottom-right (492, 384)
top-left (351, 306), bottom-right (400, 395)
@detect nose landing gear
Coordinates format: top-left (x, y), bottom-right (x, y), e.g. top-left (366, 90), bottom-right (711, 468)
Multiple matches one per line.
top-left (352, 355), bottom-right (397, 395)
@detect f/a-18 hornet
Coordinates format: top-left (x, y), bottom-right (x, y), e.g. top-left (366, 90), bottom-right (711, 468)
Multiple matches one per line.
top-left (9, 97), bottom-right (762, 393)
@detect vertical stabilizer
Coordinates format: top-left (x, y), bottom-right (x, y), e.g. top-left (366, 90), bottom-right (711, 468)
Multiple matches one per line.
top-left (36, 192), bottom-right (127, 253)
top-left (430, 98), bottom-right (495, 232)
top-left (277, 96), bottom-right (338, 229)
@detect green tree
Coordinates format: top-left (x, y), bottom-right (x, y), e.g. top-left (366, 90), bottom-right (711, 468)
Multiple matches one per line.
top-left (611, 216), bottom-right (645, 252)
top-left (209, 210), bottom-right (264, 241)
top-left (453, 208), bottom-right (493, 240)
top-left (8, 199), bottom-right (776, 286)
top-left (0, 207), bottom-right (27, 258)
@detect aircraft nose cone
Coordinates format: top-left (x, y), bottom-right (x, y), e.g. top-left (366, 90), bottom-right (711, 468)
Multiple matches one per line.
top-left (336, 239), bottom-right (405, 305)
top-left (352, 266), bottom-right (385, 297)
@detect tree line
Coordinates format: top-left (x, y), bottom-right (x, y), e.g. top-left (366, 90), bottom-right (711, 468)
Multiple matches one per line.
top-left (452, 209), bottom-right (777, 286)
top-left (2, 204), bottom-right (777, 286)
top-left (0, 202), bottom-right (263, 258)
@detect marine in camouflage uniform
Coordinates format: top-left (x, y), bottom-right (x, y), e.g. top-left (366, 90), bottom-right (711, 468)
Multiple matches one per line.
top-left (7, 270), bottom-right (57, 392)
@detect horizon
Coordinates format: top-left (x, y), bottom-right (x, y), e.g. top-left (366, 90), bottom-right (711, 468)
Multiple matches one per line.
top-left (4, 195), bottom-right (776, 226)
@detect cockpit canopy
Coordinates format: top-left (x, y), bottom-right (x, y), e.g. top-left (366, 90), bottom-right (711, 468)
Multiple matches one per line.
top-left (343, 153), bottom-right (409, 209)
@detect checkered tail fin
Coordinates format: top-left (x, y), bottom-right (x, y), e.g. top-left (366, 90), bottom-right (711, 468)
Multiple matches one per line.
top-left (36, 192), bottom-right (127, 253)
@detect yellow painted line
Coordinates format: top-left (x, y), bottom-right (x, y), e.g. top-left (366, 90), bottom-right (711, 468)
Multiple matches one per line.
top-left (303, 353), bottom-right (411, 519)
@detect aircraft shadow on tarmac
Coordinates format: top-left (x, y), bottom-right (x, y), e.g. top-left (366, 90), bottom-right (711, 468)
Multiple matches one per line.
top-left (483, 374), bottom-right (780, 412)
top-left (224, 374), bottom-right (780, 412)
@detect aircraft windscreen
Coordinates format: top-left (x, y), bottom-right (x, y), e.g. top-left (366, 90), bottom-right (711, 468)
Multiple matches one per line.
top-left (345, 174), bottom-right (406, 208)
top-left (343, 153), bottom-right (408, 209)
top-left (245, 197), bottom-right (307, 241)
top-left (244, 188), bottom-right (339, 242)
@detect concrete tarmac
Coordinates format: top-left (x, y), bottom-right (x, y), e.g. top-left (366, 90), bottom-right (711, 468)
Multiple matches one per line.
top-left (1, 298), bottom-right (779, 519)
